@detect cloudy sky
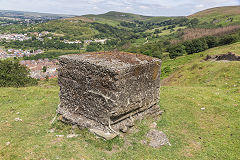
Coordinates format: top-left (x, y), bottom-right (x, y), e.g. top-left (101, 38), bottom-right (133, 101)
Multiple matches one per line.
top-left (0, 0), bottom-right (239, 16)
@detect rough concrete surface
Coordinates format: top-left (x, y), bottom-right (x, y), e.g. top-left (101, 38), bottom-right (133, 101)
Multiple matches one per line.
top-left (57, 52), bottom-right (162, 139)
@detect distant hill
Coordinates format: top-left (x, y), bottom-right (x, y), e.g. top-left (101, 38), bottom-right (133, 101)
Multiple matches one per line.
top-left (0, 10), bottom-right (74, 19)
top-left (189, 6), bottom-right (240, 18)
top-left (82, 11), bottom-right (173, 25)
top-left (78, 6), bottom-right (240, 28)
top-left (84, 11), bottom-right (151, 21)
top-left (188, 6), bottom-right (240, 27)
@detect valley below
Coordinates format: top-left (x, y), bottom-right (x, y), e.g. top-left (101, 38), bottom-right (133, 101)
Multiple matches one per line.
top-left (0, 5), bottom-right (240, 160)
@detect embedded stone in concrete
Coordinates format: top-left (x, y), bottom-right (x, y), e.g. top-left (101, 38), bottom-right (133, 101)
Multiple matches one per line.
top-left (57, 52), bottom-right (162, 136)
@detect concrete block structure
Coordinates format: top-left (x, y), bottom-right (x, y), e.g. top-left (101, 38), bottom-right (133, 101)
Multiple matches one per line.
top-left (57, 52), bottom-right (162, 136)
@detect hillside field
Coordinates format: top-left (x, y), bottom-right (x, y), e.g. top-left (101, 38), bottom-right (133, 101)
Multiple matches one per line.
top-left (0, 42), bottom-right (239, 159)
top-left (189, 6), bottom-right (240, 27)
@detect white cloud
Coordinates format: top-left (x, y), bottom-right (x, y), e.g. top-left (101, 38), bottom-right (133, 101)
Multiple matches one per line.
top-left (139, 6), bottom-right (149, 10)
top-left (195, 4), bottom-right (204, 8)
top-left (0, 0), bottom-right (238, 16)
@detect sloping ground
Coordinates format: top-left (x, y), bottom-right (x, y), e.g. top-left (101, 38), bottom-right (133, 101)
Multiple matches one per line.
top-left (0, 82), bottom-right (239, 159)
top-left (188, 6), bottom-right (240, 27)
top-left (65, 16), bottom-right (94, 23)
top-left (162, 42), bottom-right (240, 87)
top-left (27, 18), bottom-right (133, 40)
top-left (181, 25), bottom-right (240, 41)
top-left (189, 6), bottom-right (240, 18)
top-left (84, 11), bottom-right (151, 22)
top-left (83, 11), bottom-right (172, 26)
top-left (0, 43), bottom-right (240, 159)
top-left (30, 20), bottom-right (99, 39)
top-left (71, 15), bottom-right (121, 27)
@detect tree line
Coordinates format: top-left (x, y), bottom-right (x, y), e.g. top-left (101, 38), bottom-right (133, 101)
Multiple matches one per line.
top-left (168, 30), bottom-right (240, 58)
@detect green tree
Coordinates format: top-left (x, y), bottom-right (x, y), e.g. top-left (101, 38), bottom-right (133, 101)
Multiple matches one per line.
top-left (168, 44), bottom-right (186, 59)
top-left (42, 66), bottom-right (47, 72)
top-left (205, 36), bottom-right (219, 48)
top-left (0, 59), bottom-right (38, 87)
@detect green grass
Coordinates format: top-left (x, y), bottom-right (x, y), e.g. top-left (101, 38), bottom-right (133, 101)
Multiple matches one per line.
top-left (161, 42), bottom-right (240, 79)
top-left (0, 81), bottom-right (239, 159)
top-left (0, 43), bottom-right (240, 159)
top-left (84, 11), bottom-right (151, 22)
top-left (146, 26), bottom-right (186, 36)
top-left (29, 19), bottom-right (99, 40)
top-left (162, 42), bottom-right (240, 86)
top-left (189, 6), bottom-right (240, 27)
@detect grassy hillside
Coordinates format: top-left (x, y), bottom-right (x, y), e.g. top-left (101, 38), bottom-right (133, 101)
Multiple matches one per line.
top-left (28, 19), bottom-right (99, 39)
top-left (83, 6), bottom-right (240, 28)
top-left (189, 6), bottom-right (240, 27)
top-left (25, 18), bottom-right (136, 41)
top-left (5, 7), bottom-right (240, 53)
top-left (0, 42), bottom-right (240, 159)
top-left (84, 11), bottom-right (152, 22)
top-left (162, 42), bottom-right (240, 87)
top-left (190, 6), bottom-right (240, 18)
top-left (83, 11), bottom-right (175, 27)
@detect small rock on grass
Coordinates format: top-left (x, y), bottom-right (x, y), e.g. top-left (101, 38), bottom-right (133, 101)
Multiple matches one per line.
top-left (146, 129), bottom-right (171, 148)
top-left (49, 128), bottom-right (55, 133)
top-left (149, 122), bottom-right (157, 129)
top-left (67, 134), bottom-right (78, 138)
top-left (15, 117), bottom-right (22, 122)
top-left (56, 135), bottom-right (64, 138)
top-left (89, 128), bottom-right (118, 140)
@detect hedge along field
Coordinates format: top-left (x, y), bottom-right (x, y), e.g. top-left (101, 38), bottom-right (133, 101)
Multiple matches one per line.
top-left (0, 42), bottom-right (240, 159)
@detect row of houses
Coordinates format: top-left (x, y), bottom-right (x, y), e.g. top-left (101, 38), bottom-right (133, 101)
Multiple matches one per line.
top-left (20, 59), bottom-right (59, 80)
top-left (0, 31), bottom-right (51, 42)
top-left (64, 40), bottom-right (82, 44)
top-left (84, 39), bottom-right (108, 44)
top-left (0, 32), bottom-right (108, 45)
top-left (63, 39), bottom-right (108, 44)
top-left (0, 49), bottom-right (44, 59)
top-left (0, 34), bottom-right (31, 41)
top-left (30, 31), bottom-right (50, 37)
